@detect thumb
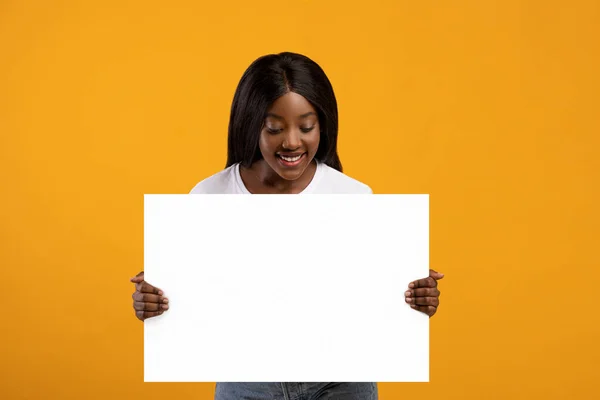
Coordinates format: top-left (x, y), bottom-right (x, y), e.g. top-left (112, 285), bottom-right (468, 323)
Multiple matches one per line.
top-left (429, 269), bottom-right (445, 280)
top-left (130, 271), bottom-right (144, 283)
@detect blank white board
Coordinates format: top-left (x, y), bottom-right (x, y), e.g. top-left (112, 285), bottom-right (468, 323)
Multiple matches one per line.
top-left (144, 194), bottom-right (429, 382)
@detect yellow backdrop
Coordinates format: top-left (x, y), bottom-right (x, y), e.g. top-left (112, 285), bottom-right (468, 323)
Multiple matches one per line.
top-left (1, 0), bottom-right (598, 399)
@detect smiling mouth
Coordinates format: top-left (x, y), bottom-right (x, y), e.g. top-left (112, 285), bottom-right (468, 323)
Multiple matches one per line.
top-left (276, 152), bottom-right (306, 166)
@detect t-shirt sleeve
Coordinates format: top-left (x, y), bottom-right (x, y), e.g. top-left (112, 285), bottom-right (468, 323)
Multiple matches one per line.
top-left (188, 167), bottom-right (234, 194)
top-left (189, 182), bottom-right (204, 194)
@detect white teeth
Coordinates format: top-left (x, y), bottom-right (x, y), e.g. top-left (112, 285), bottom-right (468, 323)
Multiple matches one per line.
top-left (280, 154), bottom-right (302, 162)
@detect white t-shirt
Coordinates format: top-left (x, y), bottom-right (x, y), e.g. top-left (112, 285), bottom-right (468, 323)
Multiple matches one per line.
top-left (189, 161), bottom-right (372, 194)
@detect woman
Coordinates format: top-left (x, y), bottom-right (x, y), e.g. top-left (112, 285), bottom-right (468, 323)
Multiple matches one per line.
top-left (131, 52), bottom-right (444, 400)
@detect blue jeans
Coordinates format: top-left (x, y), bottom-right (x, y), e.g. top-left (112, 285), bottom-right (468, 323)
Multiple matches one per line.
top-left (215, 382), bottom-right (378, 400)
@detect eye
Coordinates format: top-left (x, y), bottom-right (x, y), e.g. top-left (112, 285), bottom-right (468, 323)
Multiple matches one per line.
top-left (300, 126), bottom-right (315, 133)
top-left (267, 128), bottom-right (283, 134)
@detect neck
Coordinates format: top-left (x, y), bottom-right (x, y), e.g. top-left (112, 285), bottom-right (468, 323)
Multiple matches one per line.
top-left (241, 159), bottom-right (317, 194)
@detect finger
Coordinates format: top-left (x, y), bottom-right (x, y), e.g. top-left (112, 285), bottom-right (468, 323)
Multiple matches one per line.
top-left (413, 296), bottom-right (439, 307)
top-left (136, 281), bottom-right (163, 295)
top-left (132, 292), bottom-right (168, 304)
top-left (133, 301), bottom-right (169, 312)
top-left (406, 288), bottom-right (440, 298)
top-left (133, 301), bottom-right (159, 312)
top-left (404, 295), bottom-right (439, 306)
top-left (429, 269), bottom-right (445, 280)
top-left (135, 310), bottom-right (164, 321)
top-left (409, 276), bottom-right (437, 289)
top-left (410, 304), bottom-right (437, 317)
top-left (130, 271), bottom-right (145, 283)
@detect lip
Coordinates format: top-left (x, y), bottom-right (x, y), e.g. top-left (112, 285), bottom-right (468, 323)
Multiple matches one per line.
top-left (277, 152), bottom-right (304, 157)
top-left (276, 152), bottom-right (306, 168)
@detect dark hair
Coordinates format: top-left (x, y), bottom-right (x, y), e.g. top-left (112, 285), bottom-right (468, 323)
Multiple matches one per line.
top-left (226, 52), bottom-right (342, 172)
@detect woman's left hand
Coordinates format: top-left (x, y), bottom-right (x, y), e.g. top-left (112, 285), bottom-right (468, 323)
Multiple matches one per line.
top-left (404, 269), bottom-right (444, 317)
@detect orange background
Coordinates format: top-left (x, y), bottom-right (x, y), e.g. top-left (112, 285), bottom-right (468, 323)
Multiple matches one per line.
top-left (1, 0), bottom-right (599, 399)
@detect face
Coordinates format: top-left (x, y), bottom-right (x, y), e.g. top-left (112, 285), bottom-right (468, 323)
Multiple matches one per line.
top-left (258, 92), bottom-right (321, 181)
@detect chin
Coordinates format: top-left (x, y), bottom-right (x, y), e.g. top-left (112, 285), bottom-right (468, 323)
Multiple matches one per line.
top-left (267, 154), bottom-right (311, 181)
top-left (275, 166), bottom-right (306, 181)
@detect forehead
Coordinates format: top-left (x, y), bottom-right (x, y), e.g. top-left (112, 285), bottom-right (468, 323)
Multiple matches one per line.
top-left (266, 92), bottom-right (317, 119)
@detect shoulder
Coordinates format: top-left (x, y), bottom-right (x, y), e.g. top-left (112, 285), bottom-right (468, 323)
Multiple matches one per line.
top-left (189, 165), bottom-right (238, 194)
top-left (317, 163), bottom-right (373, 194)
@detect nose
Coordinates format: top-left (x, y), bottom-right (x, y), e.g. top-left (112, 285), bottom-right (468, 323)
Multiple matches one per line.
top-left (282, 129), bottom-right (301, 150)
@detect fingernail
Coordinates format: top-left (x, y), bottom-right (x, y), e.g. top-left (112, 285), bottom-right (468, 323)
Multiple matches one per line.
top-left (162, 304), bottom-right (169, 310)
top-left (410, 304), bottom-right (416, 308)
top-left (409, 283), bottom-right (415, 288)
top-left (158, 290), bottom-right (164, 295)
top-left (404, 291), bottom-right (411, 297)
top-left (406, 298), bottom-right (412, 303)
top-left (163, 298), bottom-right (169, 303)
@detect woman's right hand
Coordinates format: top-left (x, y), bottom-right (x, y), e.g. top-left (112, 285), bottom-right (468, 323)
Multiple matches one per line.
top-left (130, 271), bottom-right (169, 321)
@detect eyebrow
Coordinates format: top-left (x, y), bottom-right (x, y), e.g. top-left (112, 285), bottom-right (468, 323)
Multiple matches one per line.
top-left (266, 111), bottom-right (316, 120)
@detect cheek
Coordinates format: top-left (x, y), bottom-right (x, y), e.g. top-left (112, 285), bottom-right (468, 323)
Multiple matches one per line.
top-left (309, 130), bottom-right (320, 153)
top-left (258, 131), bottom-right (272, 154)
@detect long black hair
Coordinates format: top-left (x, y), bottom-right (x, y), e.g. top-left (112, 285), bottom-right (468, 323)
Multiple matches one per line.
top-left (225, 52), bottom-right (342, 172)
